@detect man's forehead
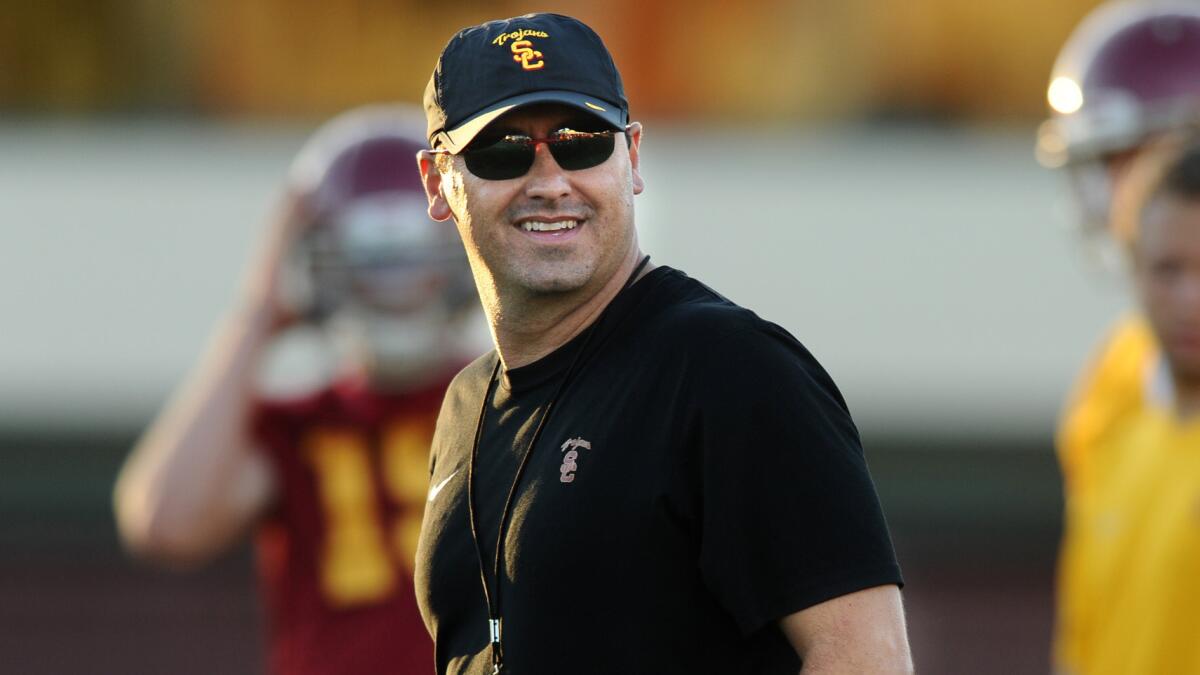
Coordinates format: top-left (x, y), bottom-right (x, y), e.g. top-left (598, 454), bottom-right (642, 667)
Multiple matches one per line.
top-left (484, 103), bottom-right (605, 134)
top-left (1152, 195), bottom-right (1200, 222)
top-left (1139, 195), bottom-right (1200, 248)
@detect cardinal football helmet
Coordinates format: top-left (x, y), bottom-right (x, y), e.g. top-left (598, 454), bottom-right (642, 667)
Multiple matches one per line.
top-left (1036, 1), bottom-right (1200, 238)
top-left (284, 105), bottom-right (474, 319)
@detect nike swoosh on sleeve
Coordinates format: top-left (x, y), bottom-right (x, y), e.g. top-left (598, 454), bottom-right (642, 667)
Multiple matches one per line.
top-left (427, 470), bottom-right (459, 502)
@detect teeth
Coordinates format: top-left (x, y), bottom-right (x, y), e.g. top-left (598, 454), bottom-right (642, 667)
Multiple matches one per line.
top-left (522, 220), bottom-right (578, 232)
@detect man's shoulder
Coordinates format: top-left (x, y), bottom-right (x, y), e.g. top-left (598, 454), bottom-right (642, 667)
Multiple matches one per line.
top-left (1062, 315), bottom-right (1157, 423)
top-left (440, 350), bottom-right (497, 411)
top-left (639, 267), bottom-right (844, 400)
top-left (453, 350), bottom-right (497, 383)
top-left (641, 267), bottom-right (775, 343)
top-left (1057, 315), bottom-right (1159, 476)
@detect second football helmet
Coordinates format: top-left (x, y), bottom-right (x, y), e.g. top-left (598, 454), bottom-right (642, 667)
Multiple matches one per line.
top-left (284, 105), bottom-right (474, 320)
top-left (1036, 1), bottom-right (1200, 236)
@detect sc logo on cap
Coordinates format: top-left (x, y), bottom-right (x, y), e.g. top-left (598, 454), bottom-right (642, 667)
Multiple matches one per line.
top-left (511, 40), bottom-right (544, 70)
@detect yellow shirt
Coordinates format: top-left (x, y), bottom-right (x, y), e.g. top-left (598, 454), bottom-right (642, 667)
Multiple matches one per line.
top-left (1055, 316), bottom-right (1200, 675)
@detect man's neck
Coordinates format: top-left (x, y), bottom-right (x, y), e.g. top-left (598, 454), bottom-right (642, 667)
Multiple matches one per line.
top-left (488, 250), bottom-right (651, 370)
top-left (1175, 377), bottom-right (1200, 420)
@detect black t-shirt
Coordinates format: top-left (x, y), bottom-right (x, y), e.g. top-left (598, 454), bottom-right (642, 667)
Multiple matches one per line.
top-left (415, 266), bottom-right (902, 675)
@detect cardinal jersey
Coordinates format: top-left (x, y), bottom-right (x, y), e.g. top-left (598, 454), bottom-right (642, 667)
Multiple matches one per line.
top-left (1055, 315), bottom-right (1200, 675)
top-left (253, 374), bottom-right (454, 675)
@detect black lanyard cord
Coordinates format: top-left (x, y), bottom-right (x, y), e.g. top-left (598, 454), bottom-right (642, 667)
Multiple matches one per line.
top-left (465, 255), bottom-right (651, 674)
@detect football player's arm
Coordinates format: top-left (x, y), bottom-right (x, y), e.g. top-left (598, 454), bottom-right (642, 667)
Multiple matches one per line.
top-left (779, 584), bottom-right (913, 675)
top-left (113, 194), bottom-right (300, 568)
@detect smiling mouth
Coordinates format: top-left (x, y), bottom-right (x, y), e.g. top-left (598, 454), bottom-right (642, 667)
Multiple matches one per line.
top-left (518, 219), bottom-right (581, 233)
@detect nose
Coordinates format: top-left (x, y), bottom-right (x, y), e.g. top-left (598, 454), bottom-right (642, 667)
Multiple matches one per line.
top-left (523, 142), bottom-right (571, 200)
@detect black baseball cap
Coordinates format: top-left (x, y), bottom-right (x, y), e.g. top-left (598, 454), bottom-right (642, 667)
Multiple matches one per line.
top-left (423, 13), bottom-right (629, 153)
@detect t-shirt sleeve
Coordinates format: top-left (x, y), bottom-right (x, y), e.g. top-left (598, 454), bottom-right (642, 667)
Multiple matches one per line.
top-left (690, 321), bottom-right (903, 636)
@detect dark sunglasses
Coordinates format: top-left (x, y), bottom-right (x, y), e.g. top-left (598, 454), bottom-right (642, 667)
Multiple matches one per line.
top-left (454, 127), bottom-right (629, 180)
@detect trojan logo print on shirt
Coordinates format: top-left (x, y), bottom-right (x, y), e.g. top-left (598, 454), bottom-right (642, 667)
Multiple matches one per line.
top-left (559, 437), bottom-right (591, 483)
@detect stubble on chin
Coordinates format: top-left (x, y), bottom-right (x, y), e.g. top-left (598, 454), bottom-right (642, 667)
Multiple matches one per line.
top-left (507, 255), bottom-right (595, 296)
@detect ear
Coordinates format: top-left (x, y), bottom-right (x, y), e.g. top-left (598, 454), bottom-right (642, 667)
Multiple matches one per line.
top-left (417, 149), bottom-right (454, 222)
top-left (626, 122), bottom-right (645, 196)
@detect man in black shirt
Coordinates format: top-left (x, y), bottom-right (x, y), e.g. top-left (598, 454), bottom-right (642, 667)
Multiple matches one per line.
top-left (415, 13), bottom-right (911, 675)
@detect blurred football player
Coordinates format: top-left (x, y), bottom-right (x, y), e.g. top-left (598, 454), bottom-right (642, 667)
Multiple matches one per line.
top-left (1038, 3), bottom-right (1200, 673)
top-left (113, 105), bottom-right (480, 675)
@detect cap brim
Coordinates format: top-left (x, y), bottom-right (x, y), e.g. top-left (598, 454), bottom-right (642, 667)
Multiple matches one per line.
top-left (436, 90), bottom-right (626, 153)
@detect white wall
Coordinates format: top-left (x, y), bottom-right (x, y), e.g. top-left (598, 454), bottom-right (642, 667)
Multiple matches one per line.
top-left (0, 121), bottom-right (1129, 438)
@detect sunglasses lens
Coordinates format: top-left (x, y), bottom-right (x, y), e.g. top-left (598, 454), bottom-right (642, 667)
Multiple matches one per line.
top-left (548, 133), bottom-right (617, 171)
top-left (462, 140), bottom-right (535, 180)
top-left (461, 131), bottom-right (621, 180)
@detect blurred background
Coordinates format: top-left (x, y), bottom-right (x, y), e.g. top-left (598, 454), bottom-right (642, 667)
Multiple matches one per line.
top-left (2, 1), bottom-right (1129, 673)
